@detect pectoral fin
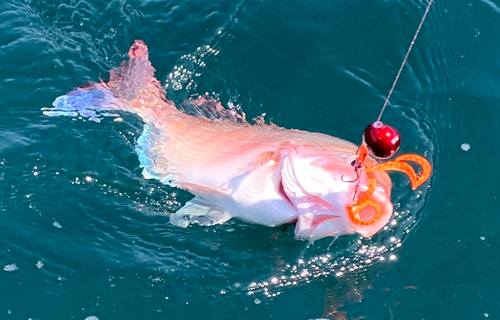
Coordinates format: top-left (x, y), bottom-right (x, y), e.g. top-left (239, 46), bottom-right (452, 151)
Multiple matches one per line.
top-left (170, 197), bottom-right (231, 228)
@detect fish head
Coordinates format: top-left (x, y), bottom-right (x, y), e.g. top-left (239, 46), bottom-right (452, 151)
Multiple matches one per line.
top-left (280, 144), bottom-right (393, 241)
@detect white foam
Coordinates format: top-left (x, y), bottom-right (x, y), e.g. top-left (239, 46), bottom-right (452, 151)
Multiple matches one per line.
top-left (3, 264), bottom-right (18, 272)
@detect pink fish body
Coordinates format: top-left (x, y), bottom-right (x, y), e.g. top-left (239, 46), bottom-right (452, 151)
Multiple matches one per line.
top-left (46, 40), bottom-right (393, 241)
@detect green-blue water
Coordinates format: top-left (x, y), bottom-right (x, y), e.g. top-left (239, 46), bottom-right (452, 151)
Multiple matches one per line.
top-left (1, 0), bottom-right (499, 319)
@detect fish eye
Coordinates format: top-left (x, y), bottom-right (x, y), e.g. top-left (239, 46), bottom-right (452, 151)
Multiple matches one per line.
top-left (350, 160), bottom-right (357, 167)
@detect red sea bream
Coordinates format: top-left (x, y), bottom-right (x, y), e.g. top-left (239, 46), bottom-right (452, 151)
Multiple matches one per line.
top-left (44, 40), bottom-right (395, 241)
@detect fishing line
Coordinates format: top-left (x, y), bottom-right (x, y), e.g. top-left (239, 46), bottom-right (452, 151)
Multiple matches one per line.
top-left (350, 1), bottom-right (435, 203)
top-left (377, 0), bottom-right (434, 122)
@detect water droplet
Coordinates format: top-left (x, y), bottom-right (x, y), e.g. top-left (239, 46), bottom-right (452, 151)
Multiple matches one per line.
top-left (3, 264), bottom-right (18, 272)
top-left (52, 221), bottom-right (63, 229)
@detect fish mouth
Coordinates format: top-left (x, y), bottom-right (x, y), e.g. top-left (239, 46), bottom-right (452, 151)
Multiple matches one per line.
top-left (293, 186), bottom-right (393, 241)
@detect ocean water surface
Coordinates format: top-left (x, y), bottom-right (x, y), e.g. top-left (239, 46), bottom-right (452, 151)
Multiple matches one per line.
top-left (1, 0), bottom-right (500, 319)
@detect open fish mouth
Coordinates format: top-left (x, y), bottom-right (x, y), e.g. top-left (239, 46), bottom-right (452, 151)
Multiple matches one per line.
top-left (293, 186), bottom-right (393, 242)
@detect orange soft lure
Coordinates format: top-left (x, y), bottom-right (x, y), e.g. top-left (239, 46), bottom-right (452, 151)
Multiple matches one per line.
top-left (347, 144), bottom-right (432, 226)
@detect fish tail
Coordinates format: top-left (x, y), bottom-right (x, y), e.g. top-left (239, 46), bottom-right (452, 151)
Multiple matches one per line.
top-left (44, 40), bottom-right (175, 122)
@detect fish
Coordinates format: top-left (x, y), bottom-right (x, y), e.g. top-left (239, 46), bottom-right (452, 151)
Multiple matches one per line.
top-left (44, 40), bottom-right (398, 242)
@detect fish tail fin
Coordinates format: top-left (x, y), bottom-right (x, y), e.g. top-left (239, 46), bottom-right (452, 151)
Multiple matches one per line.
top-left (44, 40), bottom-right (175, 122)
top-left (106, 40), bottom-right (167, 108)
